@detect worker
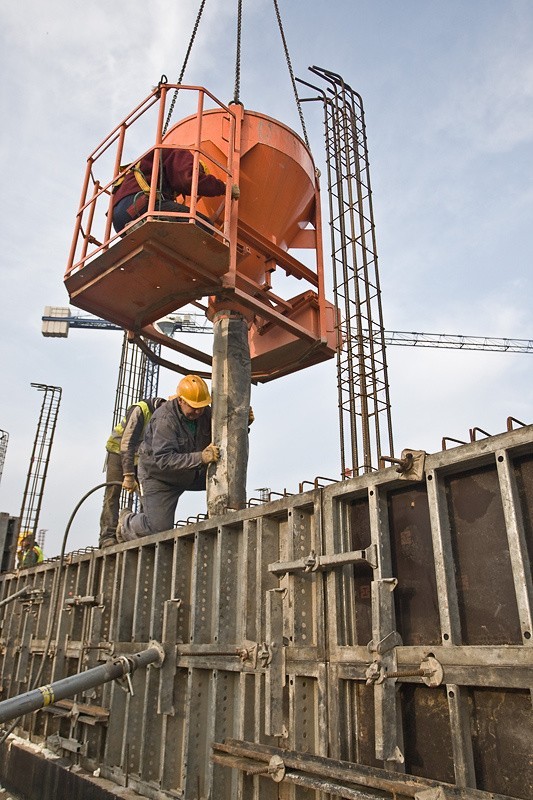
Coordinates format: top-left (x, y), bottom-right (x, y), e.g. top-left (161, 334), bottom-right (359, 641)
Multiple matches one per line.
top-left (99, 397), bottom-right (166, 548)
top-left (117, 375), bottom-right (255, 542)
top-left (116, 375), bottom-right (217, 541)
top-left (112, 148), bottom-right (231, 233)
top-left (17, 534), bottom-right (44, 569)
top-left (116, 375), bottom-right (223, 541)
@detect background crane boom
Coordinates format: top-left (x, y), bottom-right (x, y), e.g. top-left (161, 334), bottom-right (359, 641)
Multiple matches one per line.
top-left (42, 309), bottom-right (533, 353)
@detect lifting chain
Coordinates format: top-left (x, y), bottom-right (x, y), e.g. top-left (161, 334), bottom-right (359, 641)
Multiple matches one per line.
top-left (162, 0), bottom-right (310, 153)
top-left (233, 0), bottom-right (243, 104)
top-left (163, 0), bottom-right (208, 135)
top-left (271, 0), bottom-right (310, 149)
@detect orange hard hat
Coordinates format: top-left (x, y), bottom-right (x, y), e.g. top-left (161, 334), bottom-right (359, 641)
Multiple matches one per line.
top-left (174, 375), bottom-right (211, 408)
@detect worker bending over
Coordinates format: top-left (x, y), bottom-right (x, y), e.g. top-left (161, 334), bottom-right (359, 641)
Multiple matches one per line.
top-left (116, 375), bottom-right (219, 541)
top-left (112, 148), bottom-right (228, 233)
top-left (99, 397), bottom-right (166, 548)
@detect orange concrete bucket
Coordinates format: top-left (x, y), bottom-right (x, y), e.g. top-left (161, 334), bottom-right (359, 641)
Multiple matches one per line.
top-left (165, 107), bottom-right (318, 284)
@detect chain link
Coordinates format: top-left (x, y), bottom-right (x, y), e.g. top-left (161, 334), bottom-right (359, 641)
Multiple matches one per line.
top-left (163, 0), bottom-right (208, 135)
top-left (271, 0), bottom-right (310, 149)
top-left (233, 0), bottom-right (243, 104)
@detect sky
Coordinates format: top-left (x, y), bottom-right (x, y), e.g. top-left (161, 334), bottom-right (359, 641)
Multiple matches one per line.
top-left (0, 0), bottom-right (532, 557)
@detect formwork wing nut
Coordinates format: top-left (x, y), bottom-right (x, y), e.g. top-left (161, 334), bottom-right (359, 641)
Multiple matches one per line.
top-left (303, 550), bottom-right (318, 571)
top-left (268, 754), bottom-right (286, 782)
top-left (365, 660), bottom-right (382, 685)
top-left (258, 642), bottom-right (272, 667)
top-left (398, 449), bottom-right (426, 481)
top-left (421, 655), bottom-right (444, 687)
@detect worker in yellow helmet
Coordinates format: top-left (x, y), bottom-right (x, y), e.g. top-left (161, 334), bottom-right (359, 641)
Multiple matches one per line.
top-left (116, 375), bottom-right (219, 541)
top-left (17, 534), bottom-right (44, 569)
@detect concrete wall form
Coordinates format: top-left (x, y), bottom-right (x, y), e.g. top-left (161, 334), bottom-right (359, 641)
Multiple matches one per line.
top-left (0, 424), bottom-right (532, 799)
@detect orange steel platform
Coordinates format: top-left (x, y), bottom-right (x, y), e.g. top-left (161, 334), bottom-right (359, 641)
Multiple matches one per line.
top-left (64, 84), bottom-right (337, 381)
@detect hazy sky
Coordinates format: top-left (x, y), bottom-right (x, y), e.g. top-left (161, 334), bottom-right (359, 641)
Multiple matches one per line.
top-left (1, 0), bottom-right (532, 556)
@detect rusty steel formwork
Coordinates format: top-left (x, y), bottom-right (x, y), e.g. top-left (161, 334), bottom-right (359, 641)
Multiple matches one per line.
top-left (0, 424), bottom-right (532, 800)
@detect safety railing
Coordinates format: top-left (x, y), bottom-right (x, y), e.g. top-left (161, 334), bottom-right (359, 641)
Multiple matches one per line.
top-left (65, 82), bottom-right (237, 279)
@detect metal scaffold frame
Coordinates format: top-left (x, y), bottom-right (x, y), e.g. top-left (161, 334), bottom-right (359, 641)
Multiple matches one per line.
top-left (18, 384), bottom-right (62, 544)
top-left (112, 335), bottom-right (162, 514)
top-left (299, 66), bottom-right (394, 477)
top-left (113, 335), bottom-right (160, 427)
top-left (0, 430), bottom-right (8, 486)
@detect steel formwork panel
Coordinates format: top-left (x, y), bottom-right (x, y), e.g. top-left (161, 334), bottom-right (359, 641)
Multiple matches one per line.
top-left (0, 425), bottom-right (532, 800)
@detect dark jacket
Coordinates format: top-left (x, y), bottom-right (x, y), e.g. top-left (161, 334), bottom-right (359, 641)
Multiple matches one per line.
top-left (113, 149), bottom-right (225, 205)
top-left (138, 399), bottom-right (212, 487)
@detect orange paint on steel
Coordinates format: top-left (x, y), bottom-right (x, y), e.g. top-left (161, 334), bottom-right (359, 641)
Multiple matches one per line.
top-left (64, 84), bottom-right (336, 381)
top-left (165, 106), bottom-right (319, 290)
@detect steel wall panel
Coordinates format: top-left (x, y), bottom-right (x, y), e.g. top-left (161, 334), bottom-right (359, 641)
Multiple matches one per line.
top-left (0, 424), bottom-right (531, 799)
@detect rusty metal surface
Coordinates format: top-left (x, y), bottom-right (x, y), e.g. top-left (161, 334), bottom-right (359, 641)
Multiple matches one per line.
top-left (446, 465), bottom-right (522, 646)
top-left (65, 220), bottom-right (229, 331)
top-left (0, 424), bottom-right (531, 799)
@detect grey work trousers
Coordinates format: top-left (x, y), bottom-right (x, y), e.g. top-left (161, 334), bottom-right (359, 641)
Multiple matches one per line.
top-left (122, 473), bottom-right (205, 539)
top-left (99, 451), bottom-right (123, 541)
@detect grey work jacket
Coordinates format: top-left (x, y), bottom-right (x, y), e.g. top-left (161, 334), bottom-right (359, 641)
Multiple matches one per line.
top-left (137, 398), bottom-right (212, 487)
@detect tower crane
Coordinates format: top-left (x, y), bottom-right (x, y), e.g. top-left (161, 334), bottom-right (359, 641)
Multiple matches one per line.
top-left (43, 305), bottom-right (531, 481)
top-left (42, 308), bottom-right (533, 354)
top-left (42, 308), bottom-right (212, 337)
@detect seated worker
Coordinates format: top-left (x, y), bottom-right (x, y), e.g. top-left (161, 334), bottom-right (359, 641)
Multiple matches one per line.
top-left (112, 148), bottom-right (228, 233)
top-left (116, 375), bottom-right (219, 541)
top-left (99, 396), bottom-right (167, 548)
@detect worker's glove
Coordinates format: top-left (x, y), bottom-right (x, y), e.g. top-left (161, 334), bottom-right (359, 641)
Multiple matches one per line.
top-left (231, 184), bottom-right (240, 200)
top-left (201, 443), bottom-right (220, 464)
top-left (248, 407), bottom-right (255, 426)
top-left (122, 473), bottom-right (139, 493)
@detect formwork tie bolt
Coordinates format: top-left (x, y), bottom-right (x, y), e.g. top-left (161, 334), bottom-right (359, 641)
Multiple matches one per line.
top-left (384, 669), bottom-right (425, 679)
top-left (245, 755), bottom-right (286, 783)
top-left (380, 453), bottom-right (414, 474)
top-left (383, 656), bottom-right (443, 687)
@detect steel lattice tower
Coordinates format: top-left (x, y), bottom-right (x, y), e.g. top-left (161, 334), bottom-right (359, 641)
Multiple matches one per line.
top-left (113, 334), bottom-right (160, 427)
top-left (113, 335), bottom-right (161, 514)
top-left (299, 66), bottom-right (394, 476)
top-left (19, 383), bottom-right (62, 543)
top-left (0, 430), bottom-right (8, 486)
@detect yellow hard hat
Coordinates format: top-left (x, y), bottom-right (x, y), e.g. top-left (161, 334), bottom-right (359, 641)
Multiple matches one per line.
top-left (175, 375), bottom-right (211, 408)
